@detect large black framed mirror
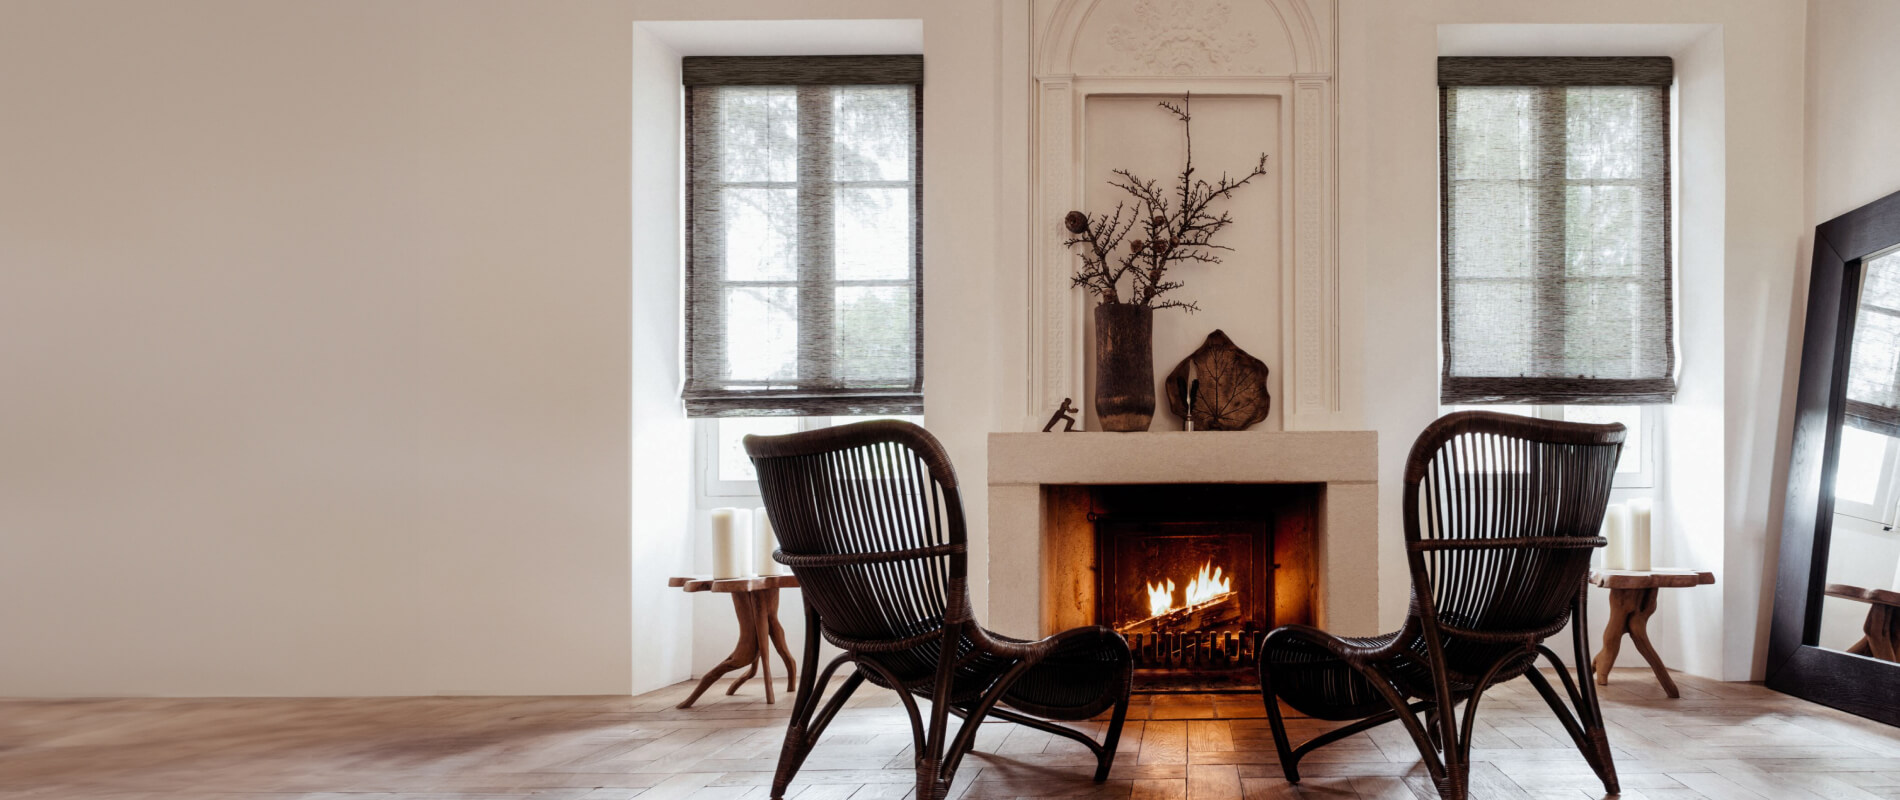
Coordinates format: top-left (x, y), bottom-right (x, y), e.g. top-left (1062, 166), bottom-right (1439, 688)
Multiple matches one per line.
top-left (1770, 187), bottom-right (1900, 726)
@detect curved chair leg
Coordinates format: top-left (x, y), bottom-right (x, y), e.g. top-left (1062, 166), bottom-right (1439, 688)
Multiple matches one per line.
top-left (1257, 660), bottom-right (1302, 783)
top-left (1260, 657), bottom-right (1445, 789)
top-left (1094, 686), bottom-right (1132, 782)
top-left (771, 603), bottom-right (864, 800)
top-left (771, 662), bottom-right (862, 799)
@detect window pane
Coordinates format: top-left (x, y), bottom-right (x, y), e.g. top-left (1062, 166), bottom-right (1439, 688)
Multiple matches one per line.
top-left (1566, 184), bottom-right (1643, 278)
top-left (1848, 250), bottom-right (1900, 414)
top-left (1562, 279), bottom-right (1644, 378)
top-left (835, 187), bottom-right (912, 281)
top-left (717, 417), bottom-right (800, 482)
top-left (1447, 280), bottom-right (1535, 376)
top-left (1836, 425), bottom-right (1890, 505)
top-left (836, 285), bottom-right (914, 383)
top-left (725, 287), bottom-right (797, 382)
top-left (1564, 405), bottom-right (1642, 474)
top-left (833, 86), bottom-right (913, 181)
top-left (719, 88), bottom-right (797, 183)
top-left (723, 187), bottom-right (798, 281)
top-left (1566, 87), bottom-right (1650, 180)
top-left (1449, 87), bottom-right (1535, 181)
top-left (1450, 181), bottom-right (1536, 279)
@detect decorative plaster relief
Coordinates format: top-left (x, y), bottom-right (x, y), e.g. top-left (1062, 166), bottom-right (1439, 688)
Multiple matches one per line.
top-left (1103, 0), bottom-right (1263, 75)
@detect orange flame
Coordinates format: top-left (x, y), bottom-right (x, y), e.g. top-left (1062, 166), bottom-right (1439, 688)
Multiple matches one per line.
top-left (1183, 563), bottom-right (1230, 607)
top-left (1141, 562), bottom-right (1232, 618)
top-left (1145, 578), bottom-right (1176, 618)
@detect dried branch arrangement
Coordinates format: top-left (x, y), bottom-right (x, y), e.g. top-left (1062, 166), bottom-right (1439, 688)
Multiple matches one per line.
top-left (1062, 94), bottom-right (1269, 312)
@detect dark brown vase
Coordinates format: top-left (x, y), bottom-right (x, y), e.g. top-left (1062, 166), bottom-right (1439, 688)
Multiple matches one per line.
top-left (1094, 302), bottom-right (1155, 432)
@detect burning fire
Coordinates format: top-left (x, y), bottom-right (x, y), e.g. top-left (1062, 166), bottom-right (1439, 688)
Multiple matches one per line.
top-left (1145, 578), bottom-right (1177, 618)
top-left (1143, 562), bottom-right (1232, 617)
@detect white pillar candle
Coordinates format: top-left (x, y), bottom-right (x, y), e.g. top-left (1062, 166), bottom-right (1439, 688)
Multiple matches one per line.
top-left (710, 507), bottom-right (755, 579)
top-left (1602, 503), bottom-right (1630, 571)
top-left (1626, 498), bottom-right (1653, 572)
top-left (755, 507), bottom-right (780, 576)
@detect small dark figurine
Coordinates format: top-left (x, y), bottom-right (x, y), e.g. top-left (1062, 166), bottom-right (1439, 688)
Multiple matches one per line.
top-left (1042, 398), bottom-right (1079, 432)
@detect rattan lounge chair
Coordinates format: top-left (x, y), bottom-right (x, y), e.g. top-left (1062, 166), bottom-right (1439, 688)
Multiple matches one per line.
top-left (1258, 411), bottom-right (1624, 800)
top-left (746, 420), bottom-right (1133, 800)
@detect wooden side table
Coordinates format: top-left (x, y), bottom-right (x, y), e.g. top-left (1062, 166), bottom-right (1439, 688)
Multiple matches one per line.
top-left (1827, 583), bottom-right (1900, 662)
top-left (668, 574), bottom-right (800, 709)
top-left (1588, 569), bottom-right (1715, 698)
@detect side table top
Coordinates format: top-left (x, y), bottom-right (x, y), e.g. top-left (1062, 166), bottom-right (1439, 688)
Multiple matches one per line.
top-left (1826, 582), bottom-right (1900, 608)
top-left (1588, 569), bottom-right (1715, 590)
top-left (668, 574), bottom-right (800, 593)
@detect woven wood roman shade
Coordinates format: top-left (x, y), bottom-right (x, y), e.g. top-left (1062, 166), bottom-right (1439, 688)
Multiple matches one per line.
top-left (1848, 249), bottom-right (1900, 436)
top-left (1439, 57), bottom-right (1676, 405)
top-left (683, 55), bottom-right (923, 417)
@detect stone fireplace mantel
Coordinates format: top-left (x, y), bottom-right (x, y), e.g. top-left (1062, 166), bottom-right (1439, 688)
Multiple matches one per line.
top-left (986, 431), bottom-right (1379, 640)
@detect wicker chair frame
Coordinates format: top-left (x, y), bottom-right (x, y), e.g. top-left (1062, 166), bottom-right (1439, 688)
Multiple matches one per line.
top-left (1257, 411), bottom-right (1625, 800)
top-left (746, 420), bottom-right (1133, 800)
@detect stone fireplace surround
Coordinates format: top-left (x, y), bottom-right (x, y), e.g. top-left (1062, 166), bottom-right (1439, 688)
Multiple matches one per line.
top-left (987, 431), bottom-right (1378, 641)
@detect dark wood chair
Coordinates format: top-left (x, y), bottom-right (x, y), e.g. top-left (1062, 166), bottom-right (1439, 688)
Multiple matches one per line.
top-left (1257, 411), bottom-right (1624, 800)
top-left (746, 420), bottom-right (1133, 800)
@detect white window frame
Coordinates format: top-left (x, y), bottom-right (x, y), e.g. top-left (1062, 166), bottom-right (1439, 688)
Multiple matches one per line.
top-left (1443, 405), bottom-right (1657, 489)
top-left (696, 415), bottom-right (924, 501)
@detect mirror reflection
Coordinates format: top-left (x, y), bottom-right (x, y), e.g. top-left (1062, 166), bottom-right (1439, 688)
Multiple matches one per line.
top-left (1828, 246), bottom-right (1900, 662)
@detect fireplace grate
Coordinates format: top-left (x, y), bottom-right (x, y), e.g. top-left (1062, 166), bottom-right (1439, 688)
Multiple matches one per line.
top-left (1126, 630), bottom-right (1266, 671)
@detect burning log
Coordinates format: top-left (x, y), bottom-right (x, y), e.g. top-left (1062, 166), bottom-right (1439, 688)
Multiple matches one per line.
top-left (1116, 590), bottom-right (1239, 636)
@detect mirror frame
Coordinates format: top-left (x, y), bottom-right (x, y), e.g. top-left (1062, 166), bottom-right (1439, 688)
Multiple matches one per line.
top-left (1769, 187), bottom-right (1900, 726)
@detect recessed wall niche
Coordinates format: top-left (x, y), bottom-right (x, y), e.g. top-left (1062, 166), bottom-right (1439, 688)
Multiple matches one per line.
top-left (1080, 94), bottom-right (1282, 431)
top-left (1030, 0), bottom-right (1337, 431)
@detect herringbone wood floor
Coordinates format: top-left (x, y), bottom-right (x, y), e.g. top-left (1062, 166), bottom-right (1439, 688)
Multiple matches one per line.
top-left (4, 669), bottom-right (1899, 799)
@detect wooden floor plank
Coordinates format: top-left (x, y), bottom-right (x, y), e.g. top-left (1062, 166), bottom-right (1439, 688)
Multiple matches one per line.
top-left (3, 669), bottom-right (1897, 800)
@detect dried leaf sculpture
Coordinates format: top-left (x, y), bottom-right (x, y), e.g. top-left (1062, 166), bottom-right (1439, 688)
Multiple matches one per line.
top-left (1165, 330), bottom-right (1270, 431)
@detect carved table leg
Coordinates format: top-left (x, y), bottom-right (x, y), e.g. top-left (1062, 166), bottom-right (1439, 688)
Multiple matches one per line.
top-left (679, 592), bottom-right (764, 709)
top-left (761, 588), bottom-right (798, 692)
top-left (752, 590), bottom-right (776, 704)
top-left (1593, 589), bottom-right (1634, 687)
top-left (1595, 587), bottom-right (1680, 698)
top-left (725, 592), bottom-right (766, 697)
top-left (1863, 605), bottom-right (1899, 662)
top-left (1622, 588), bottom-right (1679, 698)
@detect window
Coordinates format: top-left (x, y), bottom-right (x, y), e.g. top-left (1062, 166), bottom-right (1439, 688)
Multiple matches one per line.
top-left (682, 55), bottom-right (923, 418)
top-left (1443, 405), bottom-right (1654, 488)
top-left (1439, 57), bottom-right (1675, 405)
top-left (1834, 246), bottom-right (1900, 524)
top-left (698, 415), bottom-right (925, 498)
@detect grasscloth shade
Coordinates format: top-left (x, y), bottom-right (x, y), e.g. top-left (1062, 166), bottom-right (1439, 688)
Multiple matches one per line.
top-left (1439, 57), bottom-right (1676, 405)
top-left (1847, 249), bottom-right (1900, 436)
top-left (683, 56), bottom-right (923, 418)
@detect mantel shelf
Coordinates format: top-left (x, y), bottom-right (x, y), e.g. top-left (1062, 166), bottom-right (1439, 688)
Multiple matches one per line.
top-left (988, 430), bottom-right (1377, 486)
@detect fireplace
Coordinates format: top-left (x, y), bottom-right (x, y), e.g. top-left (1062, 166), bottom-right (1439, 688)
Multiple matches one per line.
top-left (1045, 483), bottom-right (1319, 692)
top-left (987, 430), bottom-right (1380, 695)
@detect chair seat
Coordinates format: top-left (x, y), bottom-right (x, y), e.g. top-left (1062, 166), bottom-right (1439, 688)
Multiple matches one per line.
top-left (853, 625), bottom-right (1131, 721)
top-left (1262, 625), bottom-right (1540, 721)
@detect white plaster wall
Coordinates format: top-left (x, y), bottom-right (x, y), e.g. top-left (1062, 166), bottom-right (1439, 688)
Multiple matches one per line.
top-left (631, 25), bottom-right (696, 696)
top-left (1803, 0), bottom-right (1900, 657)
top-left (0, 0), bottom-right (1848, 695)
top-left (0, 0), bottom-right (640, 695)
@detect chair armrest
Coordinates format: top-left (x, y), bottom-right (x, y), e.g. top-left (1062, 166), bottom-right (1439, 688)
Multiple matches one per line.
top-left (1263, 623), bottom-right (1405, 662)
top-left (972, 624), bottom-right (1129, 664)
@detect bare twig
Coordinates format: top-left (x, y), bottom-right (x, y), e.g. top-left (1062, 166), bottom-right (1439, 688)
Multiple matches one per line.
top-left (1060, 93), bottom-right (1268, 310)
